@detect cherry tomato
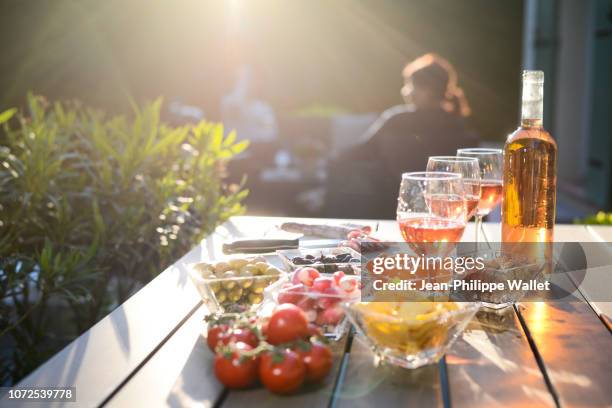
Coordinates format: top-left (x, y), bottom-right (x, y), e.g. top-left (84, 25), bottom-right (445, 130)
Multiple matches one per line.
top-left (259, 350), bottom-right (306, 394)
top-left (261, 319), bottom-right (269, 339)
top-left (214, 342), bottom-right (258, 389)
top-left (207, 324), bottom-right (229, 351)
top-left (266, 304), bottom-right (309, 345)
top-left (297, 342), bottom-right (333, 383)
top-left (220, 327), bottom-right (259, 348)
top-left (306, 323), bottom-right (323, 338)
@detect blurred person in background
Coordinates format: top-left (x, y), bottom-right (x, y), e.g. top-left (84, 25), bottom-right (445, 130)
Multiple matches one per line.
top-left (221, 64), bottom-right (278, 143)
top-left (325, 53), bottom-right (478, 219)
top-left (223, 64), bottom-right (282, 190)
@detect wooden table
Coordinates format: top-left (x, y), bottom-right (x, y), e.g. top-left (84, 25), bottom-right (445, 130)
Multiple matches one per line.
top-left (7, 217), bottom-right (612, 408)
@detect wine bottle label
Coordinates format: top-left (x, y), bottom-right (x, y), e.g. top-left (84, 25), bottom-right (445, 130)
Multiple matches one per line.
top-left (521, 70), bottom-right (544, 124)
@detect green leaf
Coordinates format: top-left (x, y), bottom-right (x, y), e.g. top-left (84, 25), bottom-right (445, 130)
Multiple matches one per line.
top-left (0, 108), bottom-right (16, 124)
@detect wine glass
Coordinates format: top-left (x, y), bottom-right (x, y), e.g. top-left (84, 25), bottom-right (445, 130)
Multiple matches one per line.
top-left (427, 156), bottom-right (481, 219)
top-left (396, 172), bottom-right (468, 255)
top-left (457, 148), bottom-right (503, 243)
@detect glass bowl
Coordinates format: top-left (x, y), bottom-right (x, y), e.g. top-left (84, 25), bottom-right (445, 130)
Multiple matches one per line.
top-left (188, 258), bottom-right (288, 313)
top-left (276, 247), bottom-right (361, 274)
top-left (452, 249), bottom-right (548, 309)
top-left (344, 301), bottom-right (479, 368)
top-left (258, 278), bottom-right (361, 340)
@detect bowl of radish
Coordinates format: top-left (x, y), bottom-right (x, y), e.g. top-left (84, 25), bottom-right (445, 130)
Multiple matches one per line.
top-left (260, 267), bottom-right (361, 340)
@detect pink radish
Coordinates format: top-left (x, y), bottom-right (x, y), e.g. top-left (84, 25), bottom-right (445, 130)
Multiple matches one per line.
top-left (318, 306), bottom-right (344, 325)
top-left (316, 286), bottom-right (341, 309)
top-left (292, 267), bottom-right (320, 287)
top-left (278, 284), bottom-right (303, 305)
top-left (339, 276), bottom-right (358, 293)
top-left (312, 276), bottom-right (334, 292)
top-left (332, 271), bottom-right (345, 286)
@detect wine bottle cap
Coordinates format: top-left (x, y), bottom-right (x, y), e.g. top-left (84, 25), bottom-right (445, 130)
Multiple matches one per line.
top-left (522, 70), bottom-right (544, 83)
top-left (521, 70), bottom-right (544, 124)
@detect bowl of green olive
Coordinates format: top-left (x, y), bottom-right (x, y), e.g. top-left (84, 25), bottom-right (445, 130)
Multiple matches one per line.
top-left (188, 257), bottom-right (288, 313)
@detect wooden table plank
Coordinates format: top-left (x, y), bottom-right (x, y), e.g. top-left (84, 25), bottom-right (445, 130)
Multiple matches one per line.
top-left (580, 226), bottom-right (612, 321)
top-left (331, 334), bottom-right (443, 407)
top-left (446, 307), bottom-right (556, 408)
top-left (511, 225), bottom-right (612, 407)
top-left (105, 305), bottom-right (224, 408)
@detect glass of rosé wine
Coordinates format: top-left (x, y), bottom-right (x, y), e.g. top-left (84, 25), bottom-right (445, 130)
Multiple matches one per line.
top-left (396, 172), bottom-right (468, 255)
top-left (457, 148), bottom-right (503, 243)
top-left (427, 156), bottom-right (481, 220)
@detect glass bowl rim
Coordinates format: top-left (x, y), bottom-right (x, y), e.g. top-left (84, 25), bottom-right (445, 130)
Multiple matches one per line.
top-left (342, 301), bottom-right (480, 324)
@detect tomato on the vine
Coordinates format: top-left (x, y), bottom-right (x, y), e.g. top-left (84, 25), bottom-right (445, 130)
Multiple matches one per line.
top-left (207, 324), bottom-right (229, 351)
top-left (259, 349), bottom-right (306, 394)
top-left (296, 341), bottom-right (333, 383)
top-left (220, 327), bottom-right (259, 348)
top-left (266, 304), bottom-right (309, 345)
top-left (214, 342), bottom-right (258, 389)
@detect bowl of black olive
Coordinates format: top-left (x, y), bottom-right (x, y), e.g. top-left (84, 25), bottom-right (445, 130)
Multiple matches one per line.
top-left (276, 247), bottom-right (361, 274)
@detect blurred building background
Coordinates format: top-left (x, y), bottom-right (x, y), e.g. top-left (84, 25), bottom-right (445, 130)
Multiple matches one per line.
top-left (523, 0), bottom-right (612, 222)
top-left (0, 0), bottom-right (610, 221)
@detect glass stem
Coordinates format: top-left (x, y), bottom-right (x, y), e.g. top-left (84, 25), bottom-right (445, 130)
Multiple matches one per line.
top-left (476, 215), bottom-right (491, 248)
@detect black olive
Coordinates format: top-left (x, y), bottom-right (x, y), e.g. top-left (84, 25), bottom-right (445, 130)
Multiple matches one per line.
top-left (292, 257), bottom-right (308, 265)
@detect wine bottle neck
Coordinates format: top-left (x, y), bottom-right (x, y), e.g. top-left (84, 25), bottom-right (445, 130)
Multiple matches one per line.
top-left (520, 70), bottom-right (544, 127)
top-left (521, 118), bottom-right (543, 128)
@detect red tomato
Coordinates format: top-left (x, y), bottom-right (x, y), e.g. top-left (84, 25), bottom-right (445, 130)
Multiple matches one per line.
top-left (259, 350), bottom-right (306, 394)
top-left (266, 304), bottom-right (309, 345)
top-left (207, 324), bottom-right (229, 351)
top-left (306, 323), bottom-right (323, 338)
top-left (220, 327), bottom-right (259, 348)
top-left (297, 342), bottom-right (333, 383)
top-left (214, 342), bottom-right (258, 389)
top-left (261, 319), bottom-right (269, 339)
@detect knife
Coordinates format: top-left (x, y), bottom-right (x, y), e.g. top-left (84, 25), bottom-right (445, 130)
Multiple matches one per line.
top-left (222, 238), bottom-right (300, 254)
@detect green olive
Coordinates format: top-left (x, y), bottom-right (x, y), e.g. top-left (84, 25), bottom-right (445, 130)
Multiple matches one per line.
top-left (229, 258), bottom-right (248, 269)
top-left (208, 274), bottom-right (221, 292)
top-left (228, 286), bottom-right (243, 302)
top-left (251, 279), bottom-right (268, 294)
top-left (195, 262), bottom-right (213, 274)
top-left (239, 270), bottom-right (254, 288)
top-left (222, 270), bottom-right (237, 290)
top-left (254, 262), bottom-right (269, 274)
top-left (214, 261), bottom-right (231, 274)
top-left (264, 266), bottom-right (281, 276)
top-left (248, 292), bottom-right (263, 304)
top-left (240, 264), bottom-right (260, 276)
top-left (215, 289), bottom-right (228, 304)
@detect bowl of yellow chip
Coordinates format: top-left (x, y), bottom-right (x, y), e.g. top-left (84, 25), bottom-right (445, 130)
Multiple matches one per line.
top-left (344, 301), bottom-right (478, 368)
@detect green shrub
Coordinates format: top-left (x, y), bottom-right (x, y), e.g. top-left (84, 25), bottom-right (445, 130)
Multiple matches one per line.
top-left (575, 211), bottom-right (612, 225)
top-left (0, 95), bottom-right (248, 383)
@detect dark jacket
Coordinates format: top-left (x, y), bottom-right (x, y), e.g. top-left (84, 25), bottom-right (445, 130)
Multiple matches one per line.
top-left (326, 105), bottom-right (478, 219)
